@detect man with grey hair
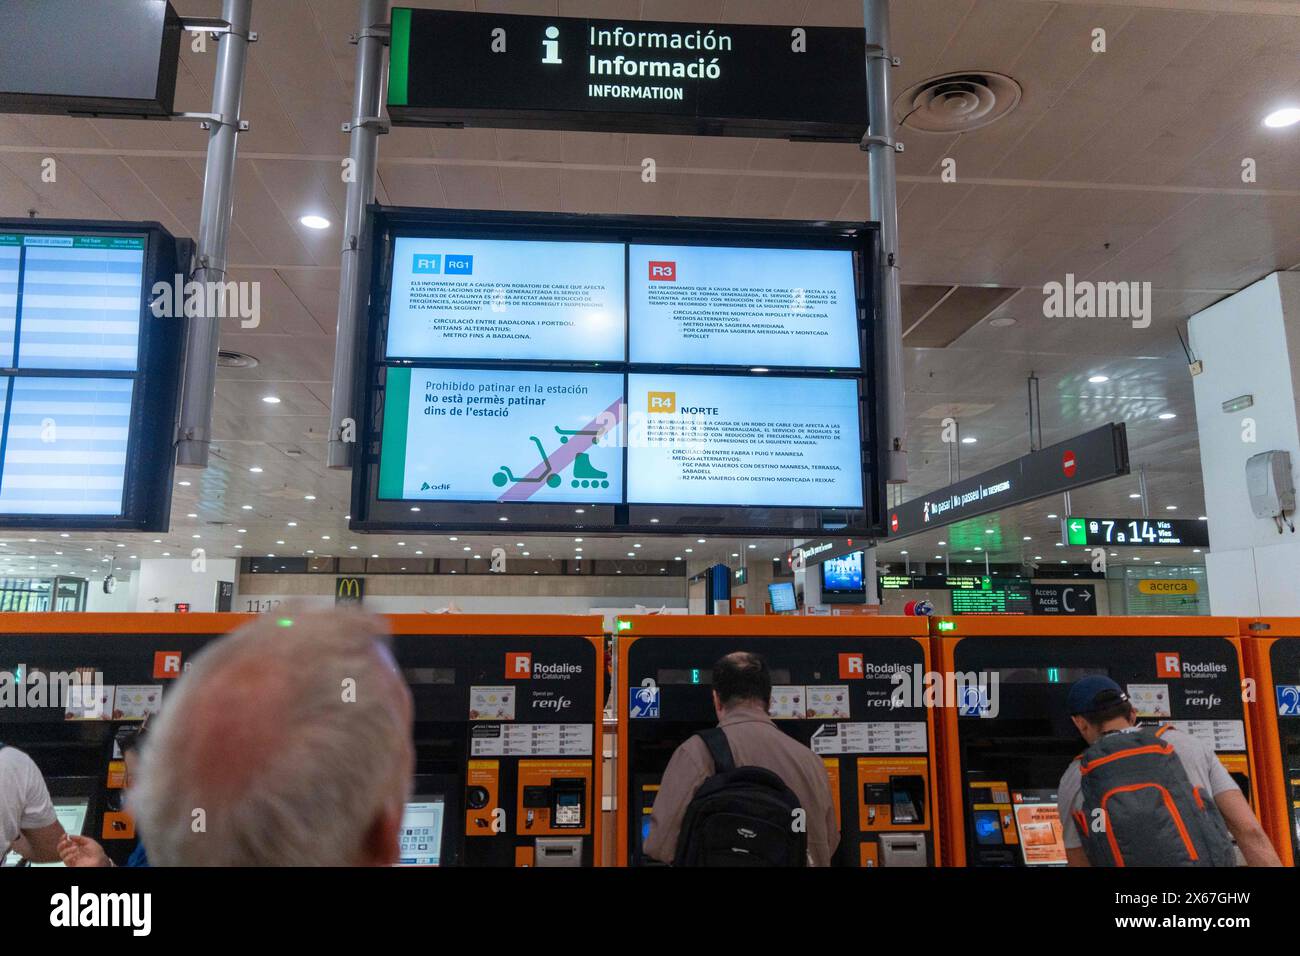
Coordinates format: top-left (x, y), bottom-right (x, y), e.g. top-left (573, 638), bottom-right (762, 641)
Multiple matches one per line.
top-left (129, 606), bottom-right (413, 866)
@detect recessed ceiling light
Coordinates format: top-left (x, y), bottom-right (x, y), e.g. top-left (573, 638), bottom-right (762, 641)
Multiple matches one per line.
top-left (397, 541), bottom-right (406, 546)
top-left (277, 540), bottom-right (285, 545)
top-left (1047, 514), bottom-right (1057, 519)
top-left (242, 504), bottom-right (253, 510)
top-left (935, 554), bottom-right (942, 559)
top-left (60, 533), bottom-right (68, 538)
top-left (1165, 505), bottom-right (1177, 511)
top-left (1023, 535), bottom-right (1031, 540)
top-left (304, 495), bottom-right (316, 501)
top-left (900, 550), bottom-right (908, 555)
top-left (449, 536), bottom-right (458, 541)
top-left (299, 214), bottom-right (331, 229)
top-left (1088, 374), bottom-right (1109, 384)
top-left (411, 507), bottom-right (421, 512)
top-left (499, 516), bottom-right (508, 521)
top-left (178, 480), bottom-right (191, 486)
top-left (288, 521), bottom-right (297, 527)
top-left (984, 528), bottom-right (994, 534)
top-left (1263, 107), bottom-right (1300, 128)
top-left (191, 534), bottom-right (200, 539)
top-left (938, 540), bottom-right (946, 546)
top-left (750, 367), bottom-right (769, 373)
top-left (747, 544), bottom-right (756, 549)
top-left (249, 466), bottom-right (263, 473)
top-left (575, 508), bottom-right (585, 514)
top-left (697, 538), bottom-right (706, 543)
top-left (1157, 412), bottom-right (1176, 420)
top-left (634, 543), bottom-right (642, 548)
top-left (237, 528), bottom-right (247, 534)
top-left (1129, 493), bottom-right (1141, 499)
top-left (575, 547), bottom-right (583, 552)
top-left (349, 545), bottom-right (357, 550)
top-left (187, 512), bottom-right (197, 518)
top-left (650, 517), bottom-right (659, 524)
top-left (1198, 515), bottom-right (1207, 521)
top-left (961, 436), bottom-right (977, 444)
top-left (261, 395), bottom-right (281, 405)
top-left (322, 535), bottom-right (331, 540)
top-left (234, 545), bottom-right (242, 550)
top-left (685, 548), bottom-right (694, 553)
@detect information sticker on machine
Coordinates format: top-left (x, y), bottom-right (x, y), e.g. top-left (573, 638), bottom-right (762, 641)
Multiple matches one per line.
top-left (469, 685), bottom-right (516, 720)
top-left (769, 685), bottom-right (805, 720)
top-left (629, 685), bottom-right (660, 719)
top-left (1126, 683), bottom-right (1171, 718)
top-left (806, 685), bottom-right (851, 719)
top-left (1278, 685), bottom-right (1300, 717)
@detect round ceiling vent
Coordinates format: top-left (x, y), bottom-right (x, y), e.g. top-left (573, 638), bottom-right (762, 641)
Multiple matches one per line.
top-left (895, 71), bottom-right (1022, 133)
top-left (217, 349), bottom-right (259, 368)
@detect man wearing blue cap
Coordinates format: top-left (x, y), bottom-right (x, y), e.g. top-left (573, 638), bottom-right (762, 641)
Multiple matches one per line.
top-left (1056, 675), bottom-right (1280, 866)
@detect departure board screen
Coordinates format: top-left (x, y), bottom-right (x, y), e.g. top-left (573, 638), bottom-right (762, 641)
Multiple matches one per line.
top-left (0, 222), bottom-right (186, 529)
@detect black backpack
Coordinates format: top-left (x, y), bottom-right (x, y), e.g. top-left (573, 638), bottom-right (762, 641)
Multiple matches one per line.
top-left (673, 728), bottom-right (808, 867)
top-left (1074, 725), bottom-right (1237, 867)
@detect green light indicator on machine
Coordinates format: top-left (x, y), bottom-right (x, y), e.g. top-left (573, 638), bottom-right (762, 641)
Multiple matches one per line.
top-left (616, 619), bottom-right (632, 632)
top-left (936, 621), bottom-right (956, 632)
top-left (691, 668), bottom-right (700, 684)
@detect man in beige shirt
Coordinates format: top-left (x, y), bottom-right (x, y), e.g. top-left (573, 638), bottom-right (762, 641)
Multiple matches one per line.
top-left (644, 651), bottom-right (840, 866)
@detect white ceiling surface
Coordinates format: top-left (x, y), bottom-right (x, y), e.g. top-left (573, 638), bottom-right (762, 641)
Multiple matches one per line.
top-left (0, 0), bottom-right (1297, 581)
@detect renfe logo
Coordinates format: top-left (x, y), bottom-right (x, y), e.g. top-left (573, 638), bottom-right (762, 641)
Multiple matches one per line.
top-left (839, 653), bottom-right (864, 679)
top-left (412, 254), bottom-right (441, 274)
top-left (649, 260), bottom-right (676, 281)
top-left (444, 255), bottom-right (473, 275)
top-left (506, 652), bottom-right (532, 679)
top-left (1157, 652), bottom-right (1182, 678)
top-left (647, 391), bottom-right (676, 413)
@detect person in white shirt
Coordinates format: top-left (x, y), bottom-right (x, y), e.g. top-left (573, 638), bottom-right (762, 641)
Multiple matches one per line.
top-left (1, 744), bottom-right (66, 863)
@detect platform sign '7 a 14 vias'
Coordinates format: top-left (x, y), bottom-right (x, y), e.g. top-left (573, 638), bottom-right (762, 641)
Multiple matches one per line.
top-left (1063, 517), bottom-right (1209, 548)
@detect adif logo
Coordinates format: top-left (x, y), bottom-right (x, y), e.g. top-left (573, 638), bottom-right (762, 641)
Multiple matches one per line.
top-left (647, 391), bottom-right (676, 413)
top-left (839, 653), bottom-right (864, 679)
top-left (649, 260), bottom-right (676, 281)
top-left (506, 652), bottom-right (532, 679)
top-left (1157, 652), bottom-right (1182, 678)
top-left (1043, 274), bottom-right (1151, 329)
top-left (49, 886), bottom-right (151, 936)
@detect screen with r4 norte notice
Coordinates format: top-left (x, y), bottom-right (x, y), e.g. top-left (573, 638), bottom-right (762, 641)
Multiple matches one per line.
top-left (355, 208), bottom-right (883, 536)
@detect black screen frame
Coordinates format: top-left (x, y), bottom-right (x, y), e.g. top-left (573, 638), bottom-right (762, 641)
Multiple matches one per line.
top-left (0, 217), bottom-right (188, 532)
top-left (350, 206), bottom-right (886, 537)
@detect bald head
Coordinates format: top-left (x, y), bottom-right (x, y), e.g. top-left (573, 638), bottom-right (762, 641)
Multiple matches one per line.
top-left (130, 607), bottom-right (413, 866)
top-left (712, 651), bottom-right (772, 712)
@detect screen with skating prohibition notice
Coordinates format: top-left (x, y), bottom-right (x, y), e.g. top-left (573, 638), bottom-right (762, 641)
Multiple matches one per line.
top-left (378, 367), bottom-right (625, 504)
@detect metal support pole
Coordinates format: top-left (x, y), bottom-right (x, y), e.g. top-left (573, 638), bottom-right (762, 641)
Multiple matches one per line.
top-left (864, 0), bottom-right (907, 484)
top-left (327, 0), bottom-right (388, 469)
top-left (1027, 372), bottom-right (1042, 452)
top-left (864, 546), bottom-right (879, 606)
top-left (176, 0), bottom-right (252, 467)
top-left (1138, 465), bottom-right (1149, 516)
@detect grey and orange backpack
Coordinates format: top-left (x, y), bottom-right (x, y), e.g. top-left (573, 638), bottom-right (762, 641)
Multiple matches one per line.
top-left (1073, 725), bottom-right (1237, 867)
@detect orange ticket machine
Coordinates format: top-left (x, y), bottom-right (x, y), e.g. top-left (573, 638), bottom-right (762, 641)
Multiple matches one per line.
top-left (0, 612), bottom-right (604, 868)
top-left (616, 615), bottom-right (939, 867)
top-left (1240, 618), bottom-right (1300, 866)
top-left (934, 616), bottom-right (1256, 868)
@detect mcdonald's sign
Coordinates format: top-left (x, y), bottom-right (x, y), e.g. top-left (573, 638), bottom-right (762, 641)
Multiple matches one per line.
top-left (335, 577), bottom-right (364, 605)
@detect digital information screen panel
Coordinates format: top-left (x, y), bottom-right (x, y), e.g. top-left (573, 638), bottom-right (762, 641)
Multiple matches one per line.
top-left (378, 367), bottom-right (624, 504)
top-left (628, 244), bottom-right (859, 368)
top-left (386, 236), bottom-right (626, 362)
top-left (0, 222), bottom-right (185, 530)
top-left (821, 551), bottom-right (864, 593)
top-left (1064, 516), bottom-right (1209, 548)
top-left (625, 373), bottom-right (862, 508)
top-left (353, 209), bottom-right (883, 536)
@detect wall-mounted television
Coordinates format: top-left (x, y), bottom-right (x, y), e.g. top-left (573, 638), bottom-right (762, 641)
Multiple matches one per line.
top-left (0, 218), bottom-right (189, 531)
top-left (350, 207), bottom-right (886, 537)
top-left (820, 551), bottom-right (865, 604)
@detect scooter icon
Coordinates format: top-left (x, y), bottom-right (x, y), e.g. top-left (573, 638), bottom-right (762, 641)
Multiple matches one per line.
top-left (492, 436), bottom-right (563, 488)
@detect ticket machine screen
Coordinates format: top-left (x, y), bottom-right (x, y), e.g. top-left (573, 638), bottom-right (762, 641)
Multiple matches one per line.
top-left (397, 797), bottom-right (445, 867)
